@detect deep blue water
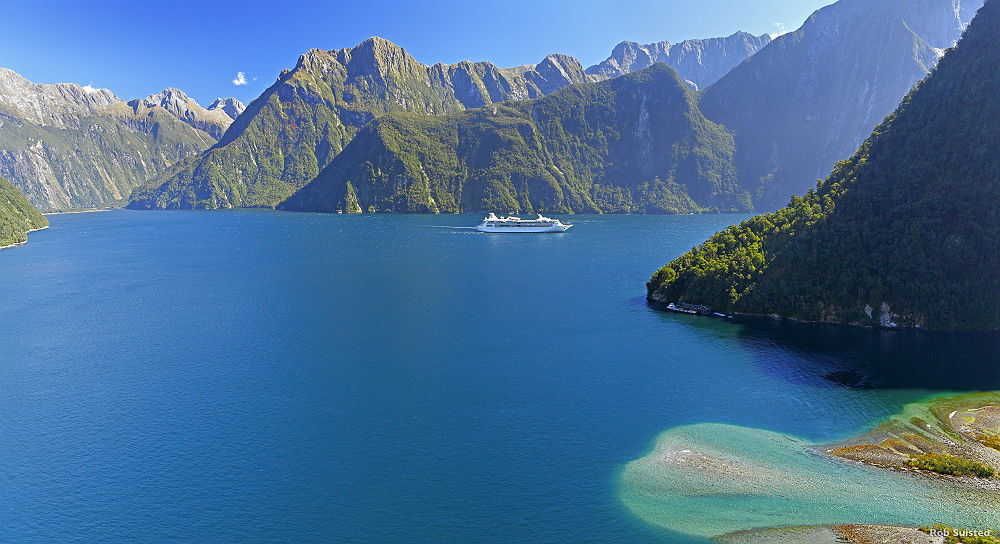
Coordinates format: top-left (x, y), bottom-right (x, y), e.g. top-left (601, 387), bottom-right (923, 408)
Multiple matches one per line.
top-left (2, 210), bottom-right (998, 543)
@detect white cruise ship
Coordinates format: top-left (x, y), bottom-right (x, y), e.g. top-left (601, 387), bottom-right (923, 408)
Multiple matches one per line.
top-left (475, 213), bottom-right (572, 233)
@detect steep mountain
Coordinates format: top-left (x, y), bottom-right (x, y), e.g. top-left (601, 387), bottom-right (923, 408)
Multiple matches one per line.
top-left (207, 97), bottom-right (245, 120)
top-left (647, 0), bottom-right (1000, 331)
top-left (128, 37), bottom-right (601, 209)
top-left (0, 68), bottom-right (223, 209)
top-left (280, 64), bottom-right (745, 215)
top-left (701, 0), bottom-right (983, 210)
top-left (0, 175), bottom-right (47, 247)
top-left (130, 88), bottom-right (235, 139)
top-left (586, 32), bottom-right (772, 90)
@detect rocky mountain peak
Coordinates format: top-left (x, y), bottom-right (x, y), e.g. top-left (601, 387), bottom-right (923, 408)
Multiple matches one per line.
top-left (586, 32), bottom-right (771, 90)
top-left (207, 97), bottom-right (245, 120)
top-left (139, 87), bottom-right (200, 118)
top-left (126, 86), bottom-right (234, 140)
top-left (0, 67), bottom-right (120, 129)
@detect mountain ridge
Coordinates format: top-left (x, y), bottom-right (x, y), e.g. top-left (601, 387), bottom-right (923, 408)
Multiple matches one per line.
top-left (126, 32), bottom-right (770, 210)
top-left (279, 63), bottom-right (745, 215)
top-left (0, 69), bottom-right (237, 209)
top-left (586, 31), bottom-right (772, 90)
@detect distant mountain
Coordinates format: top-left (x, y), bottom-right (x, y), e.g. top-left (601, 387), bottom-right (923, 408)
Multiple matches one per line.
top-left (129, 88), bottom-right (235, 140)
top-left (701, 0), bottom-right (983, 210)
top-left (586, 32), bottom-right (772, 90)
top-left (280, 64), bottom-right (744, 214)
top-left (0, 68), bottom-right (226, 209)
top-left (0, 174), bottom-right (47, 247)
top-left (647, 0), bottom-right (999, 331)
top-left (207, 97), bottom-right (245, 120)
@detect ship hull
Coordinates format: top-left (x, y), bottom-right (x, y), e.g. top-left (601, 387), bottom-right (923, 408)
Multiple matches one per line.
top-left (475, 224), bottom-right (572, 233)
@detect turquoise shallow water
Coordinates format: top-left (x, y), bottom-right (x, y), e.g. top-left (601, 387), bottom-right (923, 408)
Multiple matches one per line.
top-left (622, 423), bottom-right (1000, 537)
top-left (1, 210), bottom-right (998, 542)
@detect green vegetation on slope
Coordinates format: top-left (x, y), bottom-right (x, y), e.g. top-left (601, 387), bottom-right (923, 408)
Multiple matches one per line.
top-left (281, 64), bottom-right (747, 214)
top-left (0, 175), bottom-right (47, 247)
top-left (127, 38), bottom-right (595, 210)
top-left (647, 0), bottom-right (1000, 331)
top-left (0, 102), bottom-right (218, 209)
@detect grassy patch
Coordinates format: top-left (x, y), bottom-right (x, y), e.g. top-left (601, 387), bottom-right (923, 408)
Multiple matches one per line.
top-left (978, 435), bottom-right (1000, 452)
top-left (906, 453), bottom-right (995, 478)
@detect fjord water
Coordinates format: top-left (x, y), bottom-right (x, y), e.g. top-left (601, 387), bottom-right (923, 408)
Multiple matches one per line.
top-left (3, 210), bottom-right (999, 543)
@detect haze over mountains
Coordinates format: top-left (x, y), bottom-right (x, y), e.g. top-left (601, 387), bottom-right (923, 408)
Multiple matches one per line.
top-left (702, 0), bottom-right (984, 209)
top-left (648, 0), bottom-right (999, 331)
top-left (586, 32), bottom-right (772, 90)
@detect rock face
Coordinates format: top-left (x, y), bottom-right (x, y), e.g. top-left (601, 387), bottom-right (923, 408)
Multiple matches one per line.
top-left (586, 32), bottom-right (772, 90)
top-left (0, 68), bottom-right (223, 209)
top-left (0, 174), bottom-right (47, 247)
top-left (129, 88), bottom-right (234, 140)
top-left (207, 97), bottom-right (245, 120)
top-left (701, 0), bottom-right (984, 210)
top-left (0, 68), bottom-right (119, 129)
top-left (647, 0), bottom-right (1000, 331)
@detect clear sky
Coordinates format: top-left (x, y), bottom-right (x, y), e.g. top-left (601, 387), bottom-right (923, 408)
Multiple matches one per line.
top-left (1, 0), bottom-right (833, 107)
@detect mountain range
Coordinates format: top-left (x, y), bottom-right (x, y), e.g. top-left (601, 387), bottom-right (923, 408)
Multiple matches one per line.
top-left (0, 68), bottom-right (244, 209)
top-left (280, 63), bottom-right (742, 214)
top-left (129, 0), bottom-right (980, 214)
top-left (0, 0), bottom-right (983, 216)
top-left (126, 32), bottom-right (768, 210)
top-left (647, 0), bottom-right (999, 331)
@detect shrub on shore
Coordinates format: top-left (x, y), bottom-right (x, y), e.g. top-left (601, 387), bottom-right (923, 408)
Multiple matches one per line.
top-left (906, 453), bottom-right (995, 478)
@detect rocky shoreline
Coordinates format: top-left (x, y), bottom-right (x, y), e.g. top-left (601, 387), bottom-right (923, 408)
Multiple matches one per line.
top-left (716, 524), bottom-right (947, 544)
top-left (720, 393), bottom-right (1000, 543)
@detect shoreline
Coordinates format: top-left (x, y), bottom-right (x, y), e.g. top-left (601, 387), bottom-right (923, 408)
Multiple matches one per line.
top-left (716, 524), bottom-right (948, 544)
top-left (43, 208), bottom-right (113, 215)
top-left (646, 296), bottom-right (1000, 333)
top-left (0, 225), bottom-right (49, 250)
top-left (620, 392), bottom-right (1000, 540)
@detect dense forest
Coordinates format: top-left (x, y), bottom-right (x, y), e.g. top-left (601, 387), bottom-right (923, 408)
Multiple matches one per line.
top-left (647, 0), bottom-right (1000, 331)
top-left (281, 64), bottom-right (747, 214)
top-left (0, 175), bottom-right (48, 247)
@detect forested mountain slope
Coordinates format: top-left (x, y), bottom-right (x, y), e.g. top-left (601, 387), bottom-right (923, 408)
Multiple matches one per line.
top-left (0, 175), bottom-right (47, 247)
top-left (280, 64), bottom-right (744, 214)
top-left (647, 0), bottom-right (1000, 331)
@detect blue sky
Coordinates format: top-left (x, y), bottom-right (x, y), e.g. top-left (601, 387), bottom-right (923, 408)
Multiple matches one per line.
top-left (1, 0), bottom-right (832, 107)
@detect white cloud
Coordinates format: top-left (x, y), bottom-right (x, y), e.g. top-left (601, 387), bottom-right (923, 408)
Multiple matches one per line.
top-left (232, 71), bottom-right (248, 86)
top-left (770, 22), bottom-right (789, 39)
top-left (81, 82), bottom-right (97, 94)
